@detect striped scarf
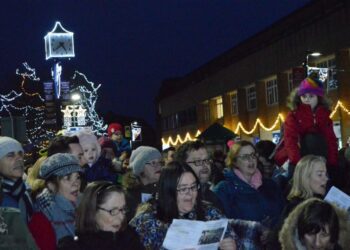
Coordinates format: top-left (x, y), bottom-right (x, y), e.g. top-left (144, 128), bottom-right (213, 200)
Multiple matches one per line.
top-left (1, 177), bottom-right (33, 221)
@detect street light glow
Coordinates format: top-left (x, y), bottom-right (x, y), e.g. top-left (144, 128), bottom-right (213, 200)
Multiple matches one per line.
top-left (310, 52), bottom-right (321, 57)
top-left (71, 93), bottom-right (81, 101)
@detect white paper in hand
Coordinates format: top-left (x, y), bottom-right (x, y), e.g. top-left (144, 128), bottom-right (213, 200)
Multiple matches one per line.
top-left (162, 219), bottom-right (228, 250)
top-left (324, 186), bottom-right (350, 211)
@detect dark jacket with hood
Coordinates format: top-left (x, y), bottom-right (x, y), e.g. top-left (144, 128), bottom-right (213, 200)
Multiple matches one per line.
top-left (279, 198), bottom-right (350, 250)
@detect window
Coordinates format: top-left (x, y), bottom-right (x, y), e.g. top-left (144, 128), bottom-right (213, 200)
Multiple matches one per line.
top-left (266, 79), bottom-right (278, 105)
top-left (216, 97), bottom-right (223, 119)
top-left (246, 85), bottom-right (256, 111)
top-left (203, 101), bottom-right (210, 121)
top-left (230, 92), bottom-right (238, 115)
top-left (316, 58), bottom-right (337, 90)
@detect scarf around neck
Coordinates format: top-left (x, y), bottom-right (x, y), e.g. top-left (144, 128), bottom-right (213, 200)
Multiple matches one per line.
top-left (1, 176), bottom-right (33, 221)
top-left (233, 168), bottom-right (263, 189)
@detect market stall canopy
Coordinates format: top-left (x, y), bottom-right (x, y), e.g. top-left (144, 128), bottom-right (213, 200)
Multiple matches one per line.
top-left (197, 123), bottom-right (237, 144)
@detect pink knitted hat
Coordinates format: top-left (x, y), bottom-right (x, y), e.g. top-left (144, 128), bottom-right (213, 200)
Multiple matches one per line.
top-left (297, 77), bottom-right (324, 97)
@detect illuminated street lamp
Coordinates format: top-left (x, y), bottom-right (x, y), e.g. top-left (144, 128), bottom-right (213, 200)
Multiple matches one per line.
top-left (304, 51), bottom-right (322, 76)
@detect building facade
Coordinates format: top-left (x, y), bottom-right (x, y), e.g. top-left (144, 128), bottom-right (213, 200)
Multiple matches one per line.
top-left (156, 0), bottom-right (350, 148)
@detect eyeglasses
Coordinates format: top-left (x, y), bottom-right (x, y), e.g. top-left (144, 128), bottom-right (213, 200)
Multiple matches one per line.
top-left (177, 184), bottom-right (200, 195)
top-left (97, 206), bottom-right (128, 216)
top-left (145, 160), bottom-right (164, 168)
top-left (237, 153), bottom-right (257, 161)
top-left (186, 159), bottom-right (213, 167)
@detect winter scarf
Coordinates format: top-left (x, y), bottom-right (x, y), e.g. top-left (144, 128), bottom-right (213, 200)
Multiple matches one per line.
top-left (1, 176), bottom-right (33, 222)
top-left (233, 168), bottom-right (263, 189)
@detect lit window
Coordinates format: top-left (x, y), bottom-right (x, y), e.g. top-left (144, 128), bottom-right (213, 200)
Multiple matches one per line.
top-left (216, 97), bottom-right (223, 119)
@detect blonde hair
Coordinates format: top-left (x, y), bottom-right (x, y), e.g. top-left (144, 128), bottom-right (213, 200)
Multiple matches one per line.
top-left (27, 156), bottom-right (47, 196)
top-left (287, 155), bottom-right (326, 201)
top-left (225, 141), bottom-right (255, 169)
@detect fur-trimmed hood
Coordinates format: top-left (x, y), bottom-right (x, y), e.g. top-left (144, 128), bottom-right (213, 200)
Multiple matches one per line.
top-left (279, 198), bottom-right (350, 250)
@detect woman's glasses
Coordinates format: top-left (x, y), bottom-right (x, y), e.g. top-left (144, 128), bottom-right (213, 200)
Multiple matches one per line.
top-left (97, 206), bottom-right (128, 216)
top-left (236, 153), bottom-right (257, 162)
top-left (177, 184), bottom-right (200, 195)
top-left (145, 160), bottom-right (165, 168)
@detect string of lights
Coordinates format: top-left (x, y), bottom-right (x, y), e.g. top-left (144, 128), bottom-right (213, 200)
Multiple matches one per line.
top-left (15, 63), bottom-right (55, 146)
top-left (71, 71), bottom-right (107, 135)
top-left (162, 100), bottom-right (350, 146)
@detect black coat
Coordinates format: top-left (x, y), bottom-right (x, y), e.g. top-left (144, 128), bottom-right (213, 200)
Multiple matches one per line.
top-left (58, 225), bottom-right (144, 250)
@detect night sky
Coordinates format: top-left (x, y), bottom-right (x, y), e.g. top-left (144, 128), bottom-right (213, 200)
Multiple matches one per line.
top-left (0, 0), bottom-right (310, 127)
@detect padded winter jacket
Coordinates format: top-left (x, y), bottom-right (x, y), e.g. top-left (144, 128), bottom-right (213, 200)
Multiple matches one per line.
top-left (213, 169), bottom-right (284, 227)
top-left (284, 104), bottom-right (338, 166)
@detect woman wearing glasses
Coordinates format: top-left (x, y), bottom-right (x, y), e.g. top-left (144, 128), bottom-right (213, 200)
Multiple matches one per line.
top-left (58, 181), bottom-right (144, 250)
top-left (213, 141), bottom-right (284, 228)
top-left (123, 146), bottom-right (163, 221)
top-left (129, 161), bottom-right (237, 250)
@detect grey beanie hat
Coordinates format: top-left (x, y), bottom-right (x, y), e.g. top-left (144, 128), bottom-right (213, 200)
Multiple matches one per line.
top-left (130, 146), bottom-right (161, 176)
top-left (0, 136), bottom-right (23, 160)
top-left (39, 153), bottom-right (84, 180)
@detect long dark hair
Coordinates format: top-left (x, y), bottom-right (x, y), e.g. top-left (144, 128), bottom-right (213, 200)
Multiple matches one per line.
top-left (157, 161), bottom-right (204, 223)
top-left (297, 199), bottom-right (339, 244)
top-left (76, 181), bottom-right (127, 233)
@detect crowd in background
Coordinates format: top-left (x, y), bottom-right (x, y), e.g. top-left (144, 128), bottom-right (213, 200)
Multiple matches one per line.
top-left (1, 74), bottom-right (350, 250)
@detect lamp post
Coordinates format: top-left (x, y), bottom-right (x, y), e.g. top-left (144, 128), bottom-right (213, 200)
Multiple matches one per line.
top-left (304, 51), bottom-right (322, 77)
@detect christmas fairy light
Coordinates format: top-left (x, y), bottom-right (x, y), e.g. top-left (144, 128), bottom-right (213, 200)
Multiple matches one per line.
top-left (162, 100), bottom-right (350, 147)
top-left (71, 71), bottom-right (107, 135)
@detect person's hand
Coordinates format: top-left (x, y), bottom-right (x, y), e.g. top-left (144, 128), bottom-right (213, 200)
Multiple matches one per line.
top-left (219, 238), bottom-right (236, 250)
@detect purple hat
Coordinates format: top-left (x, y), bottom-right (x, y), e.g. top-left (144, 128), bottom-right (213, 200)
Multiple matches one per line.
top-left (297, 77), bottom-right (324, 97)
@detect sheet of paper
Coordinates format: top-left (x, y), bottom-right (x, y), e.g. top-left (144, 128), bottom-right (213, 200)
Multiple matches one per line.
top-left (162, 219), bottom-right (228, 250)
top-left (324, 186), bottom-right (350, 211)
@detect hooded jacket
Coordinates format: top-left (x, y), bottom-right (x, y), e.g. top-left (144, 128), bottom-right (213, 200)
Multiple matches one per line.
top-left (284, 104), bottom-right (338, 166)
top-left (279, 198), bottom-right (350, 250)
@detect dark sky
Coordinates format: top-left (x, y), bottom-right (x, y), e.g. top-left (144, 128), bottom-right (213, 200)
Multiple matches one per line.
top-left (0, 0), bottom-right (310, 127)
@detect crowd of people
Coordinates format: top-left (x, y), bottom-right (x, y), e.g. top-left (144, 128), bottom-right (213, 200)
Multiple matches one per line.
top-left (1, 74), bottom-right (350, 250)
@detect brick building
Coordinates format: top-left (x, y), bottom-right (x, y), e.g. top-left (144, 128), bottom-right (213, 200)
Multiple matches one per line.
top-left (156, 0), bottom-right (350, 148)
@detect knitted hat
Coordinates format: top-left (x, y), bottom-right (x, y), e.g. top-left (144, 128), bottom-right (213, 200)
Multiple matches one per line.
top-left (108, 123), bottom-right (123, 137)
top-left (39, 153), bottom-right (83, 180)
top-left (77, 131), bottom-right (101, 156)
top-left (297, 77), bottom-right (324, 97)
top-left (0, 136), bottom-right (23, 160)
top-left (129, 146), bottom-right (161, 176)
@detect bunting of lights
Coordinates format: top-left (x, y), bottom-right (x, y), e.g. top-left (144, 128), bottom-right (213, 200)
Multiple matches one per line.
top-left (162, 100), bottom-right (350, 146)
top-left (71, 71), bottom-right (107, 135)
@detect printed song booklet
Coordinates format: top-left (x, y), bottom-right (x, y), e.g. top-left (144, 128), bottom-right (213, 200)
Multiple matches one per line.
top-left (324, 186), bottom-right (350, 211)
top-left (162, 219), bottom-right (228, 250)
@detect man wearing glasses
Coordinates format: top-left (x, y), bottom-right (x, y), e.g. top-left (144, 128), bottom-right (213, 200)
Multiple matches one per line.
top-left (175, 141), bottom-right (223, 211)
